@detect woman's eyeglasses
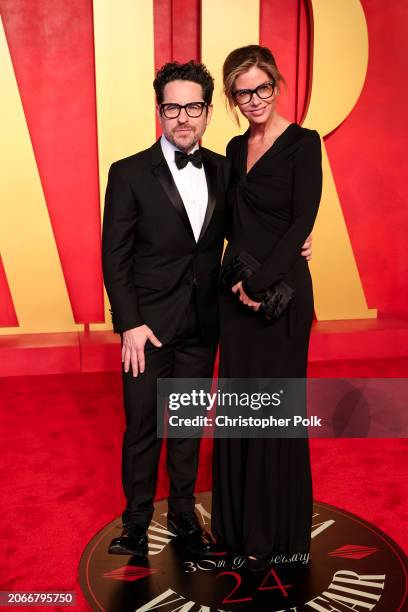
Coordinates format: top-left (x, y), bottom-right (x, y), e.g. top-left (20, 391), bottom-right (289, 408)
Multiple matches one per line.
top-left (232, 81), bottom-right (276, 105)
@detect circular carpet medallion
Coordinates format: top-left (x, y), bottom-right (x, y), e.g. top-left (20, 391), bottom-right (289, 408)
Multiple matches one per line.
top-left (79, 492), bottom-right (407, 611)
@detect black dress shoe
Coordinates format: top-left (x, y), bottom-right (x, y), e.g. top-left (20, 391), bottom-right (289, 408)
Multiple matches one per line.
top-left (167, 511), bottom-right (223, 558)
top-left (108, 523), bottom-right (148, 556)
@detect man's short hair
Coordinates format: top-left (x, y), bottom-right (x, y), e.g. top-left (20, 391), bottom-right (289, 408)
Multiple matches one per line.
top-left (153, 60), bottom-right (214, 105)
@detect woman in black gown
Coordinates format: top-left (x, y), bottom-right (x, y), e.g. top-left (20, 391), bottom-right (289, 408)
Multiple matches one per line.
top-left (212, 45), bottom-right (322, 569)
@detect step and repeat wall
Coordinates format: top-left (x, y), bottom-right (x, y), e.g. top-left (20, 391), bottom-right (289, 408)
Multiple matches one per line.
top-left (0, 0), bottom-right (406, 334)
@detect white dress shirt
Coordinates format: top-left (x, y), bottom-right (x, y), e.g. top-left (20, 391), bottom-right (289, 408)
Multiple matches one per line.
top-left (160, 135), bottom-right (208, 242)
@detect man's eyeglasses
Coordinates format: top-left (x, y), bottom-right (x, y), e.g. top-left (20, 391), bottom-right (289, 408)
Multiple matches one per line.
top-left (159, 102), bottom-right (208, 119)
top-left (232, 80), bottom-right (276, 105)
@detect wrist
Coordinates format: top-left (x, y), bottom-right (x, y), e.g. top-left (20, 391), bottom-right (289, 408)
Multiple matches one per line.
top-left (242, 279), bottom-right (267, 302)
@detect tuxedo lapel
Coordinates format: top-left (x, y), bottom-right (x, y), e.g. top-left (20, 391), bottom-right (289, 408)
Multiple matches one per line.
top-left (198, 150), bottom-right (218, 242)
top-left (150, 140), bottom-right (218, 244)
top-left (150, 140), bottom-right (195, 240)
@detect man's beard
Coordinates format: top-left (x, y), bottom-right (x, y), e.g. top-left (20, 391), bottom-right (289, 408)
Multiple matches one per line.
top-left (171, 127), bottom-right (199, 153)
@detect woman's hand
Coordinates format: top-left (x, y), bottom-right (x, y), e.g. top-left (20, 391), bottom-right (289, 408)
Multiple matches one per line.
top-left (232, 281), bottom-right (261, 311)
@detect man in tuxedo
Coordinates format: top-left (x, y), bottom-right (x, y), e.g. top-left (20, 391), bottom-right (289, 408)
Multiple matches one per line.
top-left (102, 61), bottom-right (312, 557)
top-left (102, 61), bottom-right (225, 557)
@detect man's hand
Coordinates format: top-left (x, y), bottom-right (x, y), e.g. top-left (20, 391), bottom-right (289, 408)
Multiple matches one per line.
top-left (122, 325), bottom-right (162, 377)
top-left (301, 234), bottom-right (312, 260)
top-left (232, 281), bottom-right (261, 311)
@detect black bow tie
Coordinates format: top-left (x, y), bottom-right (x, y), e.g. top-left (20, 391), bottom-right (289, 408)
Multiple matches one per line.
top-left (175, 149), bottom-right (203, 170)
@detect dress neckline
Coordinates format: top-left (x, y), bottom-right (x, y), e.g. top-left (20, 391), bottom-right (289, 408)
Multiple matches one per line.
top-left (243, 122), bottom-right (297, 176)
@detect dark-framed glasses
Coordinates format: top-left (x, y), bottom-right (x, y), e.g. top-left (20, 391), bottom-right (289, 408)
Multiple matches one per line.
top-left (160, 102), bottom-right (208, 119)
top-left (232, 80), bottom-right (276, 105)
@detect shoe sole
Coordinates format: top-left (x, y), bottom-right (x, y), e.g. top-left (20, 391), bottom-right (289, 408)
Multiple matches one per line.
top-left (108, 543), bottom-right (148, 557)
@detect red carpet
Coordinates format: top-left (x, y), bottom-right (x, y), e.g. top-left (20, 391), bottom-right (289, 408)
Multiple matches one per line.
top-left (1, 359), bottom-right (407, 611)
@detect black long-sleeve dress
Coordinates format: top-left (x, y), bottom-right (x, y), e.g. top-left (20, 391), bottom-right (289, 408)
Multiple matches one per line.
top-left (212, 123), bottom-right (322, 558)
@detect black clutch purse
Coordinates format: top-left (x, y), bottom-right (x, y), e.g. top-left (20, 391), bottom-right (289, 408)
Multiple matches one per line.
top-left (220, 251), bottom-right (260, 289)
top-left (259, 282), bottom-right (295, 321)
top-left (220, 251), bottom-right (295, 321)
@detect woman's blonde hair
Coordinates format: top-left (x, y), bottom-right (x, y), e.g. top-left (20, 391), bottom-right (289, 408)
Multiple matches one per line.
top-left (223, 45), bottom-right (285, 125)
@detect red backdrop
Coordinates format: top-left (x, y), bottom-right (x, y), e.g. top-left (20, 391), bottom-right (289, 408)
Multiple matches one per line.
top-left (0, 0), bottom-right (407, 328)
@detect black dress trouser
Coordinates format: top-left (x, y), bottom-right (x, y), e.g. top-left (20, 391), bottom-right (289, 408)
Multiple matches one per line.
top-left (120, 290), bottom-right (217, 528)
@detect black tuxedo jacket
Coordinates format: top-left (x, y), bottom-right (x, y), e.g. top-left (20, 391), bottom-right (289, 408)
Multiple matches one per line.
top-left (102, 140), bottom-right (228, 345)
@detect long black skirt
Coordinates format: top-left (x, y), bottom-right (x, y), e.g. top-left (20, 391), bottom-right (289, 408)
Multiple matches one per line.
top-left (211, 267), bottom-right (314, 557)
